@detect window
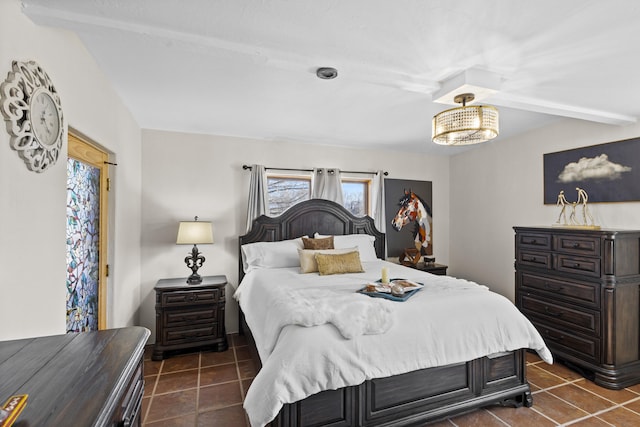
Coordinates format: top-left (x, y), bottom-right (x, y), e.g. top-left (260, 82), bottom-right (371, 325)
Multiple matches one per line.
top-left (342, 180), bottom-right (369, 217)
top-left (267, 173), bottom-right (370, 217)
top-left (267, 176), bottom-right (311, 216)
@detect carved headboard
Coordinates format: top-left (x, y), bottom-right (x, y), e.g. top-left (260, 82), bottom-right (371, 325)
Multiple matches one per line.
top-left (238, 199), bottom-right (385, 282)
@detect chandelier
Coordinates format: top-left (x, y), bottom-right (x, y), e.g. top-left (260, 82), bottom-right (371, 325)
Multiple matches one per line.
top-left (432, 93), bottom-right (499, 145)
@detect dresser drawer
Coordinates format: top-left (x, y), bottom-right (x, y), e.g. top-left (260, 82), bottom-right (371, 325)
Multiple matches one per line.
top-left (534, 321), bottom-right (600, 364)
top-left (164, 307), bottom-right (217, 327)
top-left (555, 234), bottom-right (600, 257)
top-left (556, 254), bottom-right (601, 278)
top-left (517, 250), bottom-right (552, 269)
top-left (116, 361), bottom-right (144, 427)
top-left (517, 232), bottom-right (552, 250)
top-left (163, 324), bottom-right (219, 345)
top-left (161, 288), bottom-right (220, 307)
top-left (520, 295), bottom-right (600, 336)
top-left (519, 273), bottom-right (599, 308)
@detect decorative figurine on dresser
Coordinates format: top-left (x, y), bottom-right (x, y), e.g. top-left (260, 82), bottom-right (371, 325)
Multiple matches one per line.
top-left (514, 226), bottom-right (640, 389)
top-left (152, 275), bottom-right (228, 361)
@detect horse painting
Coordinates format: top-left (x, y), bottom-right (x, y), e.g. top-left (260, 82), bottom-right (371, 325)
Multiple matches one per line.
top-left (391, 190), bottom-right (433, 255)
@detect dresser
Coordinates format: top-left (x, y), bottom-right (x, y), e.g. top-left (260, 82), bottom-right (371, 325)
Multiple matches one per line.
top-left (152, 275), bottom-right (228, 361)
top-left (514, 226), bottom-right (640, 389)
top-left (0, 327), bottom-right (149, 426)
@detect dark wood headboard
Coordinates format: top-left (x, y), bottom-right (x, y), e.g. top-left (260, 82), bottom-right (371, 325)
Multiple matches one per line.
top-left (238, 199), bottom-right (385, 282)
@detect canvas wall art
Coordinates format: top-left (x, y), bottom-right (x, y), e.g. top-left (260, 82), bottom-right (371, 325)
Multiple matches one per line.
top-left (544, 137), bottom-right (640, 204)
top-left (384, 179), bottom-right (433, 258)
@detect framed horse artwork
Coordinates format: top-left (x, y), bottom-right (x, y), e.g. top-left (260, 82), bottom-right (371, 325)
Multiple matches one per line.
top-left (384, 178), bottom-right (433, 263)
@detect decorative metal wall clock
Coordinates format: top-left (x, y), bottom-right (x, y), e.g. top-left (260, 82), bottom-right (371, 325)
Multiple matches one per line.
top-left (1, 60), bottom-right (64, 172)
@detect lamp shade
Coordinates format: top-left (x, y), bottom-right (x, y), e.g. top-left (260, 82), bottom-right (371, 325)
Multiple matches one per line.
top-left (432, 93), bottom-right (499, 146)
top-left (176, 221), bottom-right (213, 245)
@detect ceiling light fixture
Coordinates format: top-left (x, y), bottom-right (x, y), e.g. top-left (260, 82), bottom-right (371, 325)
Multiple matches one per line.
top-left (432, 93), bottom-right (499, 145)
top-left (316, 67), bottom-right (338, 80)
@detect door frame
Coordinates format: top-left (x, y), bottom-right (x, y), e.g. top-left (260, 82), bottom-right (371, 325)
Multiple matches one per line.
top-left (67, 132), bottom-right (109, 330)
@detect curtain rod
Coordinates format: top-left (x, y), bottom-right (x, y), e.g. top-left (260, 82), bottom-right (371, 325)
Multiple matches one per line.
top-left (242, 164), bottom-right (388, 176)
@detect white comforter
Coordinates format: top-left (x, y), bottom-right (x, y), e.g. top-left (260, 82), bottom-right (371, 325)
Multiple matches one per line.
top-left (234, 260), bottom-right (552, 427)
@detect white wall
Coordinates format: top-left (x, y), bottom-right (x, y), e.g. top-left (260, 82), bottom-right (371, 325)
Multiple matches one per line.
top-left (140, 130), bottom-right (451, 339)
top-left (0, 0), bottom-right (142, 340)
top-left (449, 118), bottom-right (640, 301)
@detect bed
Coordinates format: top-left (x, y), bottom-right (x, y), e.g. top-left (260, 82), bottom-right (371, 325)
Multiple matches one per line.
top-left (236, 199), bottom-right (551, 427)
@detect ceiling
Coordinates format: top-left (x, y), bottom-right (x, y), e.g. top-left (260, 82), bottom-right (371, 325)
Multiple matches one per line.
top-left (21, 0), bottom-right (640, 155)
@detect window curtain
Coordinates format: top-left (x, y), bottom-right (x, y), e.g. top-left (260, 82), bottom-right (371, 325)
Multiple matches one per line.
top-left (371, 170), bottom-right (386, 232)
top-left (246, 164), bottom-right (268, 232)
top-left (311, 168), bottom-right (344, 205)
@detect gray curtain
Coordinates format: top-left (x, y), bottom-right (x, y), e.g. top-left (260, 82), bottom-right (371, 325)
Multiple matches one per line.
top-left (246, 164), bottom-right (268, 232)
top-left (312, 168), bottom-right (344, 205)
top-left (371, 170), bottom-right (386, 232)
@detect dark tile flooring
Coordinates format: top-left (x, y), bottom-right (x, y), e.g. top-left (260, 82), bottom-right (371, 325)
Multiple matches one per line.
top-left (143, 337), bottom-right (640, 426)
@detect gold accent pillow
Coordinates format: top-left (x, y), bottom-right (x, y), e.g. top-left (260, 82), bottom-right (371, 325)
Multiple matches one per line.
top-left (302, 236), bottom-right (334, 250)
top-left (315, 251), bottom-right (364, 275)
top-left (298, 247), bottom-right (357, 273)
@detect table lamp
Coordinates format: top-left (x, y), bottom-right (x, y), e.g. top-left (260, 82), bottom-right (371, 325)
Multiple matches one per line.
top-left (176, 216), bottom-right (214, 284)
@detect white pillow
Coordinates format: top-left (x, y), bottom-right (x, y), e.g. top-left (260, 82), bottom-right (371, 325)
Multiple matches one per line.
top-left (298, 247), bottom-right (359, 273)
top-left (314, 233), bottom-right (379, 262)
top-left (241, 237), bottom-right (306, 273)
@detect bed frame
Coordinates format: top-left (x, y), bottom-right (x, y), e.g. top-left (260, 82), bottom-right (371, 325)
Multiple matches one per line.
top-left (239, 199), bottom-right (532, 427)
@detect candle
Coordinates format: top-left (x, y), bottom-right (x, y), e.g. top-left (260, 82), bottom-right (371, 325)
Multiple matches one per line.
top-left (381, 267), bottom-right (389, 284)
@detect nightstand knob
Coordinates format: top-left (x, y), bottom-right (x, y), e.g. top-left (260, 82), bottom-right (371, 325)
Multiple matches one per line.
top-left (188, 294), bottom-right (196, 302)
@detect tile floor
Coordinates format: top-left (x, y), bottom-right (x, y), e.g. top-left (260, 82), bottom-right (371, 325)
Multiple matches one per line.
top-left (142, 337), bottom-right (640, 426)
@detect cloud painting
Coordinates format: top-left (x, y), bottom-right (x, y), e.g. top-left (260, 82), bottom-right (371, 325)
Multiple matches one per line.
top-left (544, 137), bottom-right (640, 204)
top-left (557, 154), bottom-right (632, 183)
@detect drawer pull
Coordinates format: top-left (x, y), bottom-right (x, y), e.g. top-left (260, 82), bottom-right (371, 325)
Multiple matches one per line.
top-left (544, 283), bottom-right (563, 291)
top-left (531, 239), bottom-right (537, 244)
top-left (188, 294), bottom-right (196, 302)
top-left (544, 306), bottom-right (563, 317)
top-left (573, 243), bottom-right (580, 248)
top-left (574, 263), bottom-right (580, 268)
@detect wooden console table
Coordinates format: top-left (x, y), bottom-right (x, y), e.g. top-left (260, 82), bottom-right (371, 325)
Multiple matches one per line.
top-left (0, 326), bottom-right (150, 426)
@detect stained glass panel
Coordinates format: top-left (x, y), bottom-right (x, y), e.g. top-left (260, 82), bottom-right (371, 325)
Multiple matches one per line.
top-left (66, 158), bottom-right (101, 332)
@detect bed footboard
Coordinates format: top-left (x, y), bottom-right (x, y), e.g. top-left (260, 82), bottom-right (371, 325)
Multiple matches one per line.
top-left (273, 350), bottom-right (530, 427)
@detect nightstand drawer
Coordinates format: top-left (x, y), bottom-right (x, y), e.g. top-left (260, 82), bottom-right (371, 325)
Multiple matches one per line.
top-left (556, 254), bottom-right (600, 278)
top-left (517, 232), bottom-right (552, 250)
top-left (520, 295), bottom-right (600, 336)
top-left (555, 235), bottom-right (600, 257)
top-left (161, 289), bottom-right (220, 307)
top-left (517, 250), bottom-right (552, 269)
top-left (164, 325), bottom-right (218, 345)
top-left (519, 273), bottom-right (599, 308)
top-left (164, 307), bottom-right (217, 327)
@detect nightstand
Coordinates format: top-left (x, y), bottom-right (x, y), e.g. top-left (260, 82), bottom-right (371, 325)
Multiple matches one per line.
top-left (152, 275), bottom-right (228, 361)
top-left (419, 262), bottom-right (448, 275)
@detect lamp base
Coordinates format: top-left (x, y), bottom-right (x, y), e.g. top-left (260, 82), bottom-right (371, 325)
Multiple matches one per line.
top-left (186, 273), bottom-right (203, 285)
top-left (184, 244), bottom-right (206, 284)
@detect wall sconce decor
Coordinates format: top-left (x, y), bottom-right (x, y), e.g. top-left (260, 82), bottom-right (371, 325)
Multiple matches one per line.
top-left (176, 216), bottom-right (214, 284)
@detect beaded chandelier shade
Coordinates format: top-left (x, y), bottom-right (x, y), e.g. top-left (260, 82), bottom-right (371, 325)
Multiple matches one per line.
top-left (432, 93), bottom-right (499, 145)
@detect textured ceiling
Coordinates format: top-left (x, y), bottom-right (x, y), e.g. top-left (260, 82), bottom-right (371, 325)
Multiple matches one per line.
top-left (21, 0), bottom-right (640, 155)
